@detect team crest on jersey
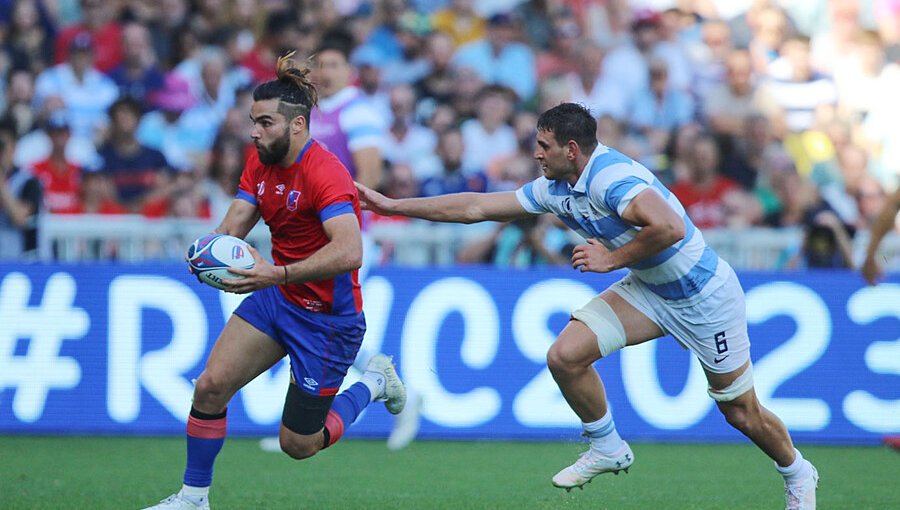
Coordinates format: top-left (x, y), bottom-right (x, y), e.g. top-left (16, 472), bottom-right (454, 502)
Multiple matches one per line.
top-left (286, 190), bottom-right (301, 211)
top-left (256, 181), bottom-right (265, 196)
top-left (275, 184), bottom-right (285, 195)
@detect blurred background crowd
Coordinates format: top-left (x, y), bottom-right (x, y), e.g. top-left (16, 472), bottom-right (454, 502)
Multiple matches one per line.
top-left (0, 0), bottom-right (898, 270)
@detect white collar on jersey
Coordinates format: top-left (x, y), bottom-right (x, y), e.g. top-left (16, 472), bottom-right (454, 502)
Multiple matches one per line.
top-left (571, 143), bottom-right (610, 194)
top-left (317, 86), bottom-right (361, 113)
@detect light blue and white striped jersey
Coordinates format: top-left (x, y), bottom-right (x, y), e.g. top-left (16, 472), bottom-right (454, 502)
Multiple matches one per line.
top-left (515, 143), bottom-right (728, 302)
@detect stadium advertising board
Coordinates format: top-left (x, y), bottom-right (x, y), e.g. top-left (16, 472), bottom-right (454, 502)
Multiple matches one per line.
top-left (0, 265), bottom-right (896, 444)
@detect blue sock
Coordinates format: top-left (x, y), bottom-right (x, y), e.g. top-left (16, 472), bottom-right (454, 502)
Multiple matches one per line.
top-left (331, 382), bottom-right (372, 426)
top-left (183, 407), bottom-right (226, 488)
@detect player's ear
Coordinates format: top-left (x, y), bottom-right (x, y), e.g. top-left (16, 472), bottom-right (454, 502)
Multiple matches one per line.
top-left (566, 140), bottom-right (579, 160)
top-left (292, 114), bottom-right (307, 134)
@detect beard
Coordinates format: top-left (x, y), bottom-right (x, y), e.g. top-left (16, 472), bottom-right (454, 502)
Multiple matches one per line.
top-left (256, 128), bottom-right (291, 165)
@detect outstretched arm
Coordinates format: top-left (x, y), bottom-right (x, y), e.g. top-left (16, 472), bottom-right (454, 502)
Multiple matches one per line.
top-left (356, 183), bottom-right (534, 224)
top-left (862, 188), bottom-right (900, 285)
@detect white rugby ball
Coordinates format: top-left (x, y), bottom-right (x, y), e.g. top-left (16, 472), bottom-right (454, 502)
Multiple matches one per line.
top-left (186, 234), bottom-right (255, 290)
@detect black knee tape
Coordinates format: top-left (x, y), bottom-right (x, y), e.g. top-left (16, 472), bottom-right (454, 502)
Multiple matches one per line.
top-left (282, 383), bottom-right (335, 435)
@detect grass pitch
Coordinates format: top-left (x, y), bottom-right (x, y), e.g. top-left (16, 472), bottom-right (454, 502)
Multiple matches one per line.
top-left (1, 436), bottom-right (897, 509)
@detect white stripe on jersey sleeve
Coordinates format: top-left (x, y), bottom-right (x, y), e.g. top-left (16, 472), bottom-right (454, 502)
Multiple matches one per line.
top-left (515, 177), bottom-right (551, 214)
top-left (339, 100), bottom-right (387, 151)
top-left (587, 161), bottom-right (654, 217)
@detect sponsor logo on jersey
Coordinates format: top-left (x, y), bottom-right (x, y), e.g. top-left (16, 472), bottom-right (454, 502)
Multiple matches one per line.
top-left (303, 377), bottom-right (319, 392)
top-left (257, 181), bottom-right (265, 196)
top-left (275, 184), bottom-right (285, 195)
top-left (286, 190), bottom-right (301, 211)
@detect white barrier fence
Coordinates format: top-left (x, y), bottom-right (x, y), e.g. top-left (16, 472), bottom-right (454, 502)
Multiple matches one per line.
top-left (36, 214), bottom-right (900, 271)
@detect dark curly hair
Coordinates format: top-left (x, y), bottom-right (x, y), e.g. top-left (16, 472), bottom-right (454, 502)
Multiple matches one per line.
top-left (252, 51), bottom-right (318, 125)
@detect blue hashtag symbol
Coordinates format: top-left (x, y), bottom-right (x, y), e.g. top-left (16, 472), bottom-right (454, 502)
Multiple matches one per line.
top-left (0, 272), bottom-right (89, 422)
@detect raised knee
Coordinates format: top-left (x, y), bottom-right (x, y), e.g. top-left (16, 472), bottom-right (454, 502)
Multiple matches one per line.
top-left (279, 434), bottom-right (320, 460)
top-left (193, 374), bottom-right (230, 405)
top-left (547, 343), bottom-right (584, 375)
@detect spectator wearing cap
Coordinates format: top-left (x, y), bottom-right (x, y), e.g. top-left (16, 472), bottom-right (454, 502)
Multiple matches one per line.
top-left (34, 32), bottom-right (120, 142)
top-left (107, 22), bottom-right (167, 105)
top-left (54, 0), bottom-right (123, 73)
top-left (99, 96), bottom-right (172, 213)
top-left (136, 73), bottom-right (206, 172)
top-left (29, 112), bottom-right (83, 214)
top-left (430, 0), bottom-right (486, 48)
top-left (452, 12), bottom-right (537, 101)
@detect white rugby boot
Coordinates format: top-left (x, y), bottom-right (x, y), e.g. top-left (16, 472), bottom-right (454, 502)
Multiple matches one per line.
top-left (366, 354), bottom-right (407, 415)
top-left (552, 442), bottom-right (634, 491)
top-left (141, 490), bottom-right (209, 510)
top-left (784, 463), bottom-right (818, 510)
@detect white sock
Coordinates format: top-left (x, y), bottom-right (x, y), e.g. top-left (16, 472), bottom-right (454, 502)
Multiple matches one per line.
top-left (775, 448), bottom-right (811, 484)
top-left (181, 484), bottom-right (209, 502)
top-left (583, 411), bottom-right (625, 455)
top-left (361, 370), bottom-right (386, 401)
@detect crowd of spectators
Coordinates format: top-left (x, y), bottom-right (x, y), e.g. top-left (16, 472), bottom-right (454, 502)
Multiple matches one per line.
top-left (0, 0), bottom-right (897, 267)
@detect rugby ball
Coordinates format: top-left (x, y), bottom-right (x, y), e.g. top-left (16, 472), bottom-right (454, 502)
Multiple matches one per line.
top-left (186, 234), bottom-right (255, 290)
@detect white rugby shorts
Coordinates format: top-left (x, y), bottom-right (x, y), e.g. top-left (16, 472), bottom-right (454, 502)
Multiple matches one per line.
top-left (602, 262), bottom-right (750, 374)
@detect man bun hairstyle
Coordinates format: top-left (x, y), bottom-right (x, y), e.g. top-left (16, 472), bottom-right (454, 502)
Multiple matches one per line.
top-left (536, 102), bottom-right (598, 152)
top-left (253, 51), bottom-right (318, 124)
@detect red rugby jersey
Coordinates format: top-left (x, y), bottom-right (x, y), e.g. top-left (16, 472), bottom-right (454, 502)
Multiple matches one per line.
top-left (237, 140), bottom-right (363, 315)
top-left (31, 159), bottom-right (82, 214)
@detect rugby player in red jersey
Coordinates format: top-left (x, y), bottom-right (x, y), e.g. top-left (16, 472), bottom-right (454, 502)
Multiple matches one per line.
top-left (142, 52), bottom-right (407, 510)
